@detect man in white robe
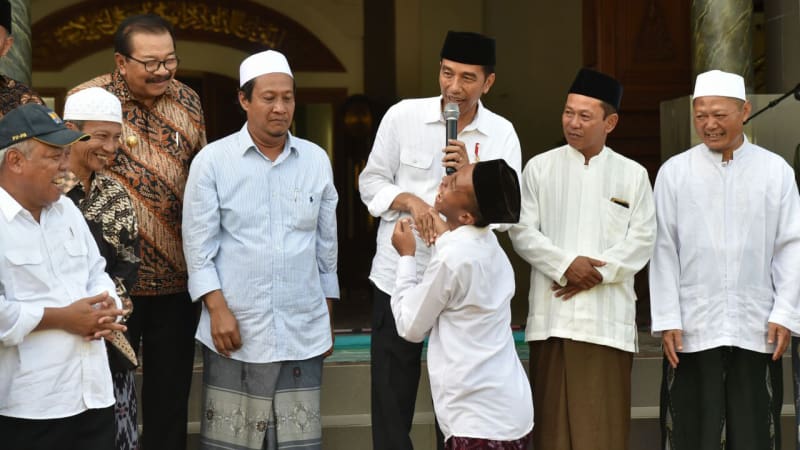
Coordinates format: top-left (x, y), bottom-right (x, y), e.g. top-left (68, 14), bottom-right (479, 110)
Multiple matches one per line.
top-left (650, 69), bottom-right (800, 450)
top-left (510, 68), bottom-right (656, 450)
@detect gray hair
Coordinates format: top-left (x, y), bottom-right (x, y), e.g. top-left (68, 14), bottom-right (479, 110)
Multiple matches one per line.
top-left (0, 139), bottom-right (36, 169)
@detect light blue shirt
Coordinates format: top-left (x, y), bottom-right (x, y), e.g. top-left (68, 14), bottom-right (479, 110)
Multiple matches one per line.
top-left (183, 125), bottom-right (339, 363)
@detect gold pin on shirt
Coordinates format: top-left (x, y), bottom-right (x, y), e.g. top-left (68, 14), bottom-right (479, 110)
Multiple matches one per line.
top-left (125, 135), bottom-right (138, 148)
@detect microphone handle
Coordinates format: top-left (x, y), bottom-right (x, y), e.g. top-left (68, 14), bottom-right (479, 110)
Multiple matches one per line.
top-left (445, 118), bottom-right (458, 175)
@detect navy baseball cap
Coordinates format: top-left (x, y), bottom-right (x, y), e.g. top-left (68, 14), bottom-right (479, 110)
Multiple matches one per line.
top-left (0, 103), bottom-right (89, 149)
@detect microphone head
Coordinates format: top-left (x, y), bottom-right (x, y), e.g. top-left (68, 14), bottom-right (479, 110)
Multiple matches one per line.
top-left (444, 102), bottom-right (460, 121)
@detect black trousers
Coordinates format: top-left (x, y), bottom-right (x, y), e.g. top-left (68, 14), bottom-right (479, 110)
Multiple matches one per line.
top-left (370, 286), bottom-right (445, 450)
top-left (660, 346), bottom-right (782, 450)
top-left (127, 291), bottom-right (199, 450)
top-left (0, 406), bottom-right (114, 450)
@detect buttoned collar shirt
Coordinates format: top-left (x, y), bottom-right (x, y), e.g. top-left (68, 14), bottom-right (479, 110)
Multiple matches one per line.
top-left (391, 226), bottom-right (534, 441)
top-left (0, 188), bottom-right (120, 419)
top-left (183, 125), bottom-right (339, 363)
top-left (650, 137), bottom-right (800, 353)
top-left (358, 96), bottom-right (522, 295)
top-left (509, 145), bottom-right (656, 352)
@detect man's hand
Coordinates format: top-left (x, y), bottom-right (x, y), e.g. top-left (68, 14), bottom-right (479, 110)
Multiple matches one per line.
top-left (392, 194), bottom-right (436, 246)
top-left (551, 282), bottom-right (584, 300)
top-left (426, 208), bottom-right (449, 239)
top-left (40, 291), bottom-right (128, 340)
top-left (392, 219), bottom-right (416, 256)
top-left (768, 322), bottom-right (790, 361)
top-left (564, 256), bottom-right (606, 290)
top-left (442, 139), bottom-right (469, 173)
top-left (204, 290), bottom-right (241, 357)
top-left (662, 329), bottom-right (683, 369)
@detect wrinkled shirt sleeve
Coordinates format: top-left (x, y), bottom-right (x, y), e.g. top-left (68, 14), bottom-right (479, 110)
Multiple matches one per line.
top-left (317, 163), bottom-right (340, 299)
top-left (391, 255), bottom-right (451, 343)
top-left (649, 161), bottom-right (683, 334)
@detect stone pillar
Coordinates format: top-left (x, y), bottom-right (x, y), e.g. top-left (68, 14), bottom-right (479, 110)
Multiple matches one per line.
top-left (0, 0), bottom-right (32, 85)
top-left (691, 0), bottom-right (753, 90)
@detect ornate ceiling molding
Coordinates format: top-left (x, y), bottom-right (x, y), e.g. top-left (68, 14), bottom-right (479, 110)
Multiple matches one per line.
top-left (32, 0), bottom-right (345, 72)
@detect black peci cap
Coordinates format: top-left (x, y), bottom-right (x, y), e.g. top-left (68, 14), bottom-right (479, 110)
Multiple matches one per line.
top-left (440, 31), bottom-right (496, 66)
top-left (472, 159), bottom-right (520, 224)
top-left (569, 68), bottom-right (623, 111)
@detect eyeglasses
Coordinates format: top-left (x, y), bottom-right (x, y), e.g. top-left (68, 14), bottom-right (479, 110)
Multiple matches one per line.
top-left (124, 55), bottom-right (180, 73)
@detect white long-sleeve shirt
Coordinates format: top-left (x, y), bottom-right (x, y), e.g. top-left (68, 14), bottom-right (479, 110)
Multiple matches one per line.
top-left (391, 226), bottom-right (533, 441)
top-left (510, 145), bottom-right (656, 352)
top-left (649, 138), bottom-right (800, 353)
top-left (0, 189), bottom-right (120, 419)
top-left (359, 96), bottom-right (521, 295)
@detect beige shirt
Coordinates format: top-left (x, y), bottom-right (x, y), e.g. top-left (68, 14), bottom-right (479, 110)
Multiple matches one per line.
top-left (510, 145), bottom-right (656, 352)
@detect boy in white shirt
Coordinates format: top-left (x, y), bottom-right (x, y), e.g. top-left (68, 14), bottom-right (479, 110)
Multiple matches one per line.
top-left (390, 159), bottom-right (533, 449)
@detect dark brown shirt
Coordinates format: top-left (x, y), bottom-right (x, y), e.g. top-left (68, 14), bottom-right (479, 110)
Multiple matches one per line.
top-left (0, 75), bottom-right (43, 119)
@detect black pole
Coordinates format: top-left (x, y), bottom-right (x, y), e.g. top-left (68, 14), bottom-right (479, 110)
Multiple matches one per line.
top-left (744, 83), bottom-right (800, 124)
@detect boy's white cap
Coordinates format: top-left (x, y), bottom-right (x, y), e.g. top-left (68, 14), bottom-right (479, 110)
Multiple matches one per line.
top-left (693, 70), bottom-right (746, 101)
top-left (63, 87), bottom-right (122, 124)
top-left (239, 50), bottom-right (293, 87)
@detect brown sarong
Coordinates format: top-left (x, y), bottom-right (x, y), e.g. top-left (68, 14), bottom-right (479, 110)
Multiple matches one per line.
top-left (529, 337), bottom-right (633, 450)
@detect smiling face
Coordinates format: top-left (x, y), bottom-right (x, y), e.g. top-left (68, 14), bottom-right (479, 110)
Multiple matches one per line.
top-left (115, 31), bottom-right (176, 104)
top-left (439, 58), bottom-right (495, 118)
top-left (239, 72), bottom-right (295, 147)
top-left (8, 140), bottom-right (71, 215)
top-left (67, 121), bottom-right (122, 174)
top-left (692, 96), bottom-right (750, 155)
top-left (561, 93), bottom-right (619, 157)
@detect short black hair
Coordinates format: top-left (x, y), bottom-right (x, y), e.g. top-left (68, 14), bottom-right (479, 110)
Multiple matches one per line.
top-left (600, 101), bottom-right (617, 118)
top-left (113, 14), bottom-right (176, 56)
top-left (482, 65), bottom-right (495, 76)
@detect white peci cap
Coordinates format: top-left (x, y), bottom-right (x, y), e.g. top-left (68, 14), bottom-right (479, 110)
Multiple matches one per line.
top-left (239, 50), bottom-right (293, 87)
top-left (63, 87), bottom-right (122, 124)
top-left (692, 70), bottom-right (746, 101)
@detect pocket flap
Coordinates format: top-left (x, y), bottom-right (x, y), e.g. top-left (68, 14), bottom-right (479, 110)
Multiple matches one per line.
top-left (5, 249), bottom-right (43, 265)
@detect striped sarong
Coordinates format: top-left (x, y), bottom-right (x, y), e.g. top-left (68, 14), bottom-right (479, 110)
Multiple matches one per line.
top-left (199, 346), bottom-right (323, 450)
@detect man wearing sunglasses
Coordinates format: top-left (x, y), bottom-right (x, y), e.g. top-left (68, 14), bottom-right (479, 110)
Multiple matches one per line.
top-left (70, 13), bottom-right (207, 450)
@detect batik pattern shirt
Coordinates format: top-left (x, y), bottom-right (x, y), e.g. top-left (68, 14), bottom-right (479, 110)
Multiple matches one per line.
top-left (63, 172), bottom-right (140, 310)
top-left (71, 71), bottom-right (206, 295)
top-left (0, 75), bottom-right (43, 119)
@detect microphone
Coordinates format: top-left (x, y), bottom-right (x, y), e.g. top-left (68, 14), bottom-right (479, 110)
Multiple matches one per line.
top-left (444, 102), bottom-right (459, 175)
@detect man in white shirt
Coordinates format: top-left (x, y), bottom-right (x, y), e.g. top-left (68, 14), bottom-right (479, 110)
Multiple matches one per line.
top-left (391, 159), bottom-right (532, 449)
top-left (650, 69), bottom-right (800, 450)
top-left (359, 30), bottom-right (521, 450)
top-left (0, 103), bottom-right (127, 450)
top-left (509, 68), bottom-right (656, 450)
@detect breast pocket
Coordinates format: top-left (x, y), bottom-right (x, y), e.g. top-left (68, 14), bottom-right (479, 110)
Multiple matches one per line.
top-left (603, 199), bottom-right (631, 247)
top-left (4, 249), bottom-right (47, 300)
top-left (399, 146), bottom-right (434, 170)
top-left (61, 237), bottom-right (89, 282)
top-left (290, 189), bottom-right (323, 231)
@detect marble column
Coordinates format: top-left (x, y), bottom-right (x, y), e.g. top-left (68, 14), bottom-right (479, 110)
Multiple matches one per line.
top-left (691, 0), bottom-right (753, 90)
top-left (0, 0), bottom-right (32, 85)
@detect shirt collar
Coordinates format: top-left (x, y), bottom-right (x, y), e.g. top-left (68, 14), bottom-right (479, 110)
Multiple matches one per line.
top-left (435, 223), bottom-right (490, 246)
top-left (702, 135), bottom-right (751, 162)
top-left (566, 144), bottom-right (609, 164)
top-left (0, 186), bottom-right (63, 222)
top-left (424, 96), bottom-right (491, 136)
top-left (237, 123), bottom-right (298, 162)
top-left (110, 68), bottom-right (174, 104)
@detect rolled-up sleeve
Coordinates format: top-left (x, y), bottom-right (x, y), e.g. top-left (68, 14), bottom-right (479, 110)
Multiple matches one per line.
top-left (358, 107), bottom-right (405, 221)
top-left (0, 294), bottom-right (44, 346)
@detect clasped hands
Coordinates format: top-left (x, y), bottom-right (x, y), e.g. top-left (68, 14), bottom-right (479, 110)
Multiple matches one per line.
top-left (551, 256), bottom-right (606, 300)
top-left (67, 291), bottom-right (128, 341)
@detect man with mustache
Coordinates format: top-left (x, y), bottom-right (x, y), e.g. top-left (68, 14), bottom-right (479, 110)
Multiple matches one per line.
top-left (650, 69), bottom-right (800, 450)
top-left (70, 13), bottom-right (207, 450)
top-left (509, 68), bottom-right (656, 450)
top-left (0, 103), bottom-right (127, 450)
top-left (359, 30), bottom-right (521, 450)
top-left (0, 0), bottom-right (43, 118)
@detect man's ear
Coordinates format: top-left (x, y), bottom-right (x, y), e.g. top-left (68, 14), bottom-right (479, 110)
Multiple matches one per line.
top-left (4, 147), bottom-right (27, 174)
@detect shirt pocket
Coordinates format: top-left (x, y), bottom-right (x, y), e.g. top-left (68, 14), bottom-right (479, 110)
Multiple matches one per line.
top-left (4, 249), bottom-right (47, 300)
top-left (603, 198), bottom-right (631, 247)
top-left (399, 146), bottom-right (434, 170)
top-left (60, 236), bottom-right (90, 282)
top-left (289, 188), bottom-right (323, 231)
